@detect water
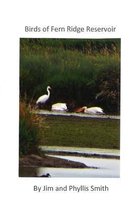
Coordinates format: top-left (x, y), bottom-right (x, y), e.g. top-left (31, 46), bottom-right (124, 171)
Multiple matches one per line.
top-left (39, 146), bottom-right (120, 158)
top-left (35, 110), bottom-right (120, 120)
top-left (37, 155), bottom-right (120, 178)
top-left (20, 147), bottom-right (120, 178)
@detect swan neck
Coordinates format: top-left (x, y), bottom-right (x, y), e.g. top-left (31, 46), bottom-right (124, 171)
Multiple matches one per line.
top-left (47, 88), bottom-right (50, 96)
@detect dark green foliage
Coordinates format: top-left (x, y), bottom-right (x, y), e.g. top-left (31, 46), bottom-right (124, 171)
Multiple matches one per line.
top-left (96, 64), bottom-right (120, 113)
top-left (19, 102), bottom-right (41, 155)
top-left (20, 38), bottom-right (120, 114)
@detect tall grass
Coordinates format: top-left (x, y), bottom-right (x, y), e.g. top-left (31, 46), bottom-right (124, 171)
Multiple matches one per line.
top-left (19, 101), bottom-right (43, 156)
top-left (20, 39), bottom-right (120, 114)
top-left (20, 38), bottom-right (120, 53)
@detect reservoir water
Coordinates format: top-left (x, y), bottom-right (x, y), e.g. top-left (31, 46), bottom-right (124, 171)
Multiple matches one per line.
top-left (20, 147), bottom-right (120, 178)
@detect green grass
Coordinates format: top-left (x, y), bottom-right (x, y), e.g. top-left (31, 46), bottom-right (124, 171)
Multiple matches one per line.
top-left (40, 116), bottom-right (120, 149)
top-left (20, 38), bottom-right (120, 114)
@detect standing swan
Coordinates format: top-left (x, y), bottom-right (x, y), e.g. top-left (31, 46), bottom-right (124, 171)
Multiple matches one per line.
top-left (82, 106), bottom-right (104, 114)
top-left (36, 86), bottom-right (51, 107)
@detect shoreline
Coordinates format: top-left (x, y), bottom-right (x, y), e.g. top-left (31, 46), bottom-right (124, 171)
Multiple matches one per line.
top-left (19, 154), bottom-right (89, 168)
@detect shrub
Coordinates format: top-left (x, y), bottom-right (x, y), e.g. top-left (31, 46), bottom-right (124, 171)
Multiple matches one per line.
top-left (19, 101), bottom-right (43, 156)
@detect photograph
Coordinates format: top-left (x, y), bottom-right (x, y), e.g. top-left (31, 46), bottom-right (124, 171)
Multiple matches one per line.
top-left (19, 38), bottom-right (120, 178)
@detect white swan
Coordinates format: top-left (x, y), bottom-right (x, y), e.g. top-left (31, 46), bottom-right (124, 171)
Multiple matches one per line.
top-left (82, 106), bottom-right (104, 114)
top-left (51, 103), bottom-right (68, 112)
top-left (36, 86), bottom-right (51, 105)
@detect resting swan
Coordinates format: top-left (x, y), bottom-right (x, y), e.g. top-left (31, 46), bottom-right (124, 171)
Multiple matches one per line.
top-left (51, 103), bottom-right (68, 112)
top-left (82, 106), bottom-right (104, 114)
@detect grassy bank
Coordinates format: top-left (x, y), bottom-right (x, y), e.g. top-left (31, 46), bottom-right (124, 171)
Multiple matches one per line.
top-left (39, 116), bottom-right (120, 149)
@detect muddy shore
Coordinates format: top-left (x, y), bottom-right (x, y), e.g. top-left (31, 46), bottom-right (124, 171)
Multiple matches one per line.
top-left (19, 154), bottom-right (88, 168)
